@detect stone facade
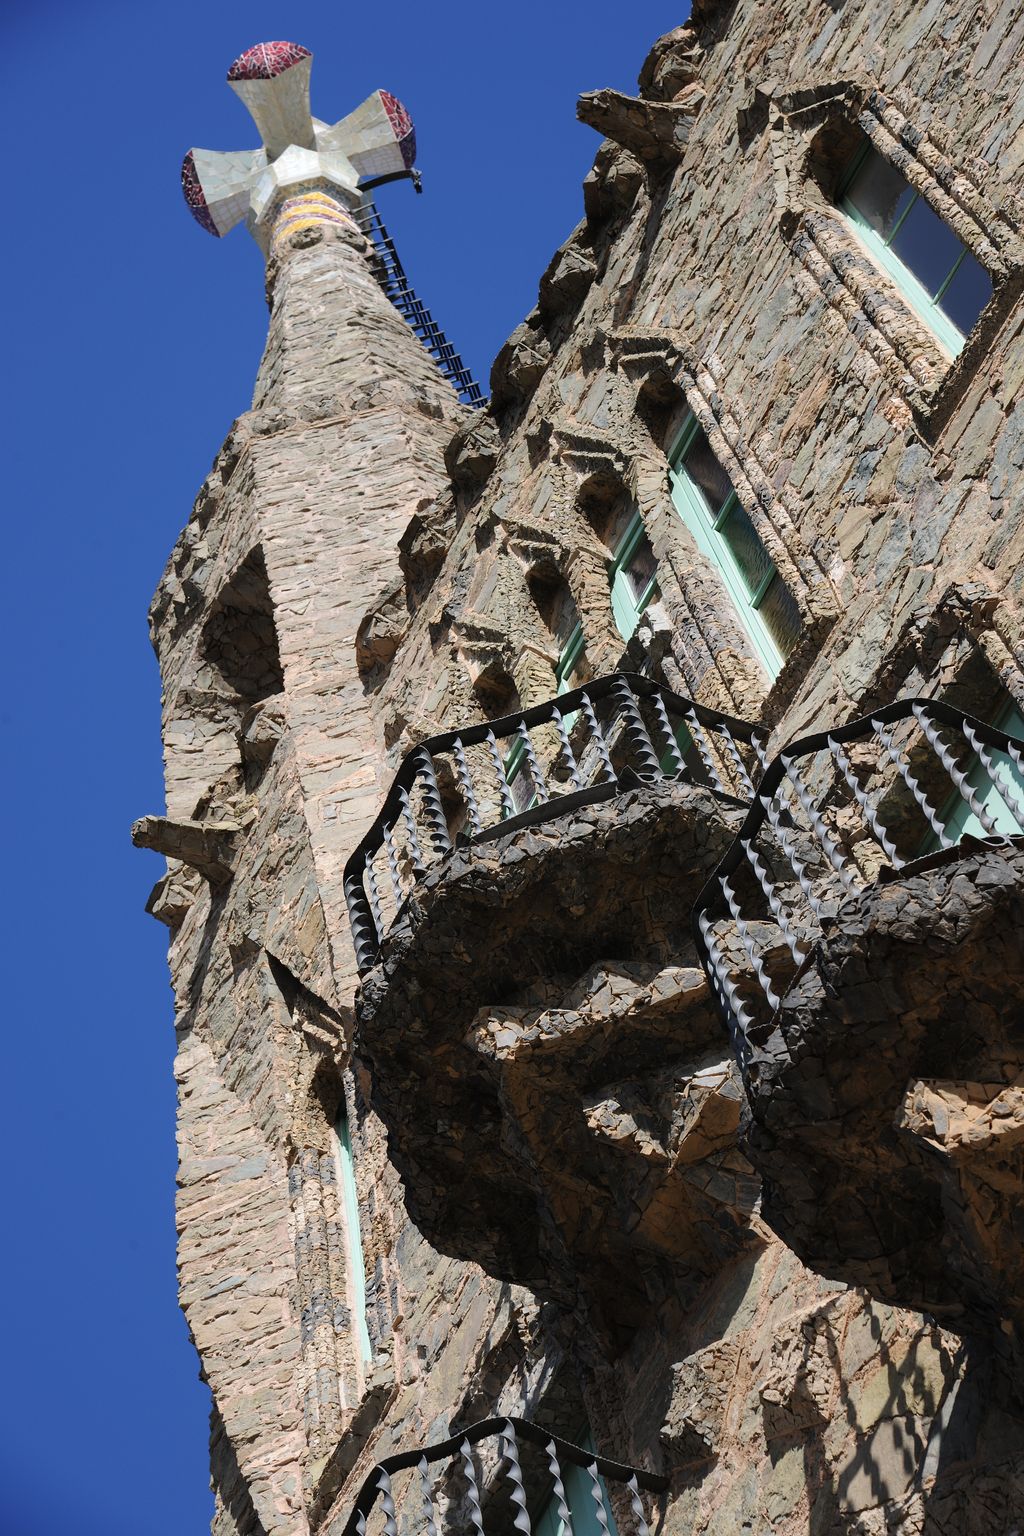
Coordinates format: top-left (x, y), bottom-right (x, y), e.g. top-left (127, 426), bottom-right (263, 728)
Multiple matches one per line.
top-left (141, 5), bottom-right (1024, 1535)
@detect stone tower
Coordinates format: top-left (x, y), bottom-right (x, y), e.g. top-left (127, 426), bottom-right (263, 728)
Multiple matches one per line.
top-left (140, 11), bottom-right (1024, 1536)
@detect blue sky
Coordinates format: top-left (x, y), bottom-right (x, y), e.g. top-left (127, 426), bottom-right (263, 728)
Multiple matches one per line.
top-left (0, 3), bottom-right (682, 1530)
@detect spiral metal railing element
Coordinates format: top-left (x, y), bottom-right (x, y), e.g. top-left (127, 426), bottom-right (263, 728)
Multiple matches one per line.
top-left (692, 697), bottom-right (1024, 1057)
top-left (343, 672), bottom-right (764, 973)
top-left (339, 1417), bottom-right (666, 1536)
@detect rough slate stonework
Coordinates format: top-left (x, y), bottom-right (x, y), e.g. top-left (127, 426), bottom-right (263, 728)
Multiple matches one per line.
top-left (744, 842), bottom-right (1024, 1363)
top-left (357, 782), bottom-right (757, 1343)
top-left (142, 3), bottom-right (1024, 1534)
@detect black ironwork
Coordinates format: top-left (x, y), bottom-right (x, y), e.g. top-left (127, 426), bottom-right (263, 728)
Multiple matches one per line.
top-left (692, 697), bottom-right (1024, 1055)
top-left (356, 199), bottom-right (485, 407)
top-left (339, 1415), bottom-right (666, 1536)
top-left (344, 671), bottom-right (763, 974)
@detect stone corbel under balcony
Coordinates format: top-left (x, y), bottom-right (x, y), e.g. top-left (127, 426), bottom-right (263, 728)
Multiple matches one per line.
top-left (347, 673), bottom-right (767, 1339)
top-left (357, 781), bottom-right (759, 1342)
top-left (693, 695), bottom-right (1024, 1375)
top-left (131, 813), bottom-right (239, 886)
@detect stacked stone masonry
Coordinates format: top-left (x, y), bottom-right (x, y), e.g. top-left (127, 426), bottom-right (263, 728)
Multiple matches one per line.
top-left (141, 5), bottom-right (1024, 1536)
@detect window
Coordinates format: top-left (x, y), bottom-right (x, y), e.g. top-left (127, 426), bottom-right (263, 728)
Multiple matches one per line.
top-left (838, 142), bottom-right (992, 356)
top-left (555, 623), bottom-right (587, 696)
top-left (334, 1107), bottom-right (372, 1365)
top-left (659, 717), bottom-right (694, 777)
top-left (669, 418), bottom-right (801, 679)
top-left (549, 622), bottom-right (590, 739)
top-left (607, 508), bottom-right (659, 642)
top-left (533, 1435), bottom-right (618, 1536)
top-left (503, 737), bottom-right (537, 815)
top-left (939, 699), bottom-right (1024, 842)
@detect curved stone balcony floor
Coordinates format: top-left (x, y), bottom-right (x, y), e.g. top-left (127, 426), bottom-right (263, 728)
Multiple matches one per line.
top-left (353, 686), bottom-right (1024, 1351)
top-left (742, 840), bottom-right (1024, 1364)
top-left (692, 697), bottom-right (1024, 1366)
top-left (356, 777), bottom-right (762, 1340)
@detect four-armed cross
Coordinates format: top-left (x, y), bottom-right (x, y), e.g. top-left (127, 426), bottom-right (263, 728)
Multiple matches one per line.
top-left (182, 41), bottom-right (418, 251)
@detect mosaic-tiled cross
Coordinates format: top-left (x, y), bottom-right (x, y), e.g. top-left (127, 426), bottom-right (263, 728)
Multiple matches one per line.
top-left (182, 41), bottom-right (417, 249)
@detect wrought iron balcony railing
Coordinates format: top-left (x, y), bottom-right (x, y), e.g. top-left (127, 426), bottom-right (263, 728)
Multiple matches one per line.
top-left (693, 697), bottom-right (1024, 1055)
top-left (339, 1417), bottom-right (666, 1536)
top-left (344, 672), bottom-right (764, 973)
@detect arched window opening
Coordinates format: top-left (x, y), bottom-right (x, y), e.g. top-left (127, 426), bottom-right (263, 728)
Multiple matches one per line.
top-left (604, 504), bottom-right (659, 643)
top-left (579, 478), bottom-right (660, 645)
top-left (528, 573), bottom-right (591, 695)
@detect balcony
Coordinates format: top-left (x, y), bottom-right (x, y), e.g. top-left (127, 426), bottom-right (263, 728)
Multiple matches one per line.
top-left (335, 1418), bottom-right (665, 1536)
top-left (348, 675), bottom-right (767, 1336)
top-left (693, 698), bottom-right (1024, 1356)
top-left (352, 678), bottom-right (1024, 1355)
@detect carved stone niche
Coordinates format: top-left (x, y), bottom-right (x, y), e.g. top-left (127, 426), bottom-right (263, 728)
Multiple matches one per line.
top-left (356, 778), bottom-right (765, 1351)
top-left (742, 842), bottom-right (1024, 1385)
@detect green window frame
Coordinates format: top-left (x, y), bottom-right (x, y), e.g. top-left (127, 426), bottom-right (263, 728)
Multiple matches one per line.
top-left (608, 511), bottom-right (658, 642)
top-left (555, 622), bottom-right (587, 695)
top-left (659, 718), bottom-right (694, 777)
top-left (554, 621), bottom-right (587, 734)
top-left (937, 699), bottom-right (1024, 843)
top-left (335, 1106), bottom-right (373, 1366)
top-left (668, 416), bottom-right (801, 680)
top-left (533, 1434), bottom-right (618, 1536)
top-left (502, 737), bottom-right (537, 816)
top-left (838, 142), bottom-right (993, 357)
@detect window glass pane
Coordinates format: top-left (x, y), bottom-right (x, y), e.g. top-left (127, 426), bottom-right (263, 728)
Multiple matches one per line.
top-left (510, 766), bottom-right (535, 813)
top-left (924, 703), bottom-right (1024, 849)
top-left (944, 703), bottom-right (1024, 840)
top-left (504, 741), bottom-right (537, 815)
top-left (719, 502), bottom-right (774, 601)
top-left (680, 425), bottom-right (734, 520)
top-left (555, 624), bottom-right (587, 692)
top-left (938, 250), bottom-right (993, 336)
top-left (605, 500), bottom-right (640, 553)
top-left (888, 195), bottom-right (963, 299)
top-left (335, 1109), bottom-right (372, 1365)
top-left (533, 1435), bottom-right (618, 1536)
top-left (845, 148), bottom-right (915, 241)
top-left (623, 534), bottom-right (658, 607)
top-left (757, 574), bottom-right (802, 659)
top-left (608, 514), bottom-right (658, 641)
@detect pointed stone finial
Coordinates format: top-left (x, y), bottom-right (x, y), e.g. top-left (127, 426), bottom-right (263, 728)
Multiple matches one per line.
top-left (181, 41), bottom-right (417, 251)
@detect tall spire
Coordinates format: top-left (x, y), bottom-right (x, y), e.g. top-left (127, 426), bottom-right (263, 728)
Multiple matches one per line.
top-left (181, 41), bottom-right (417, 252)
